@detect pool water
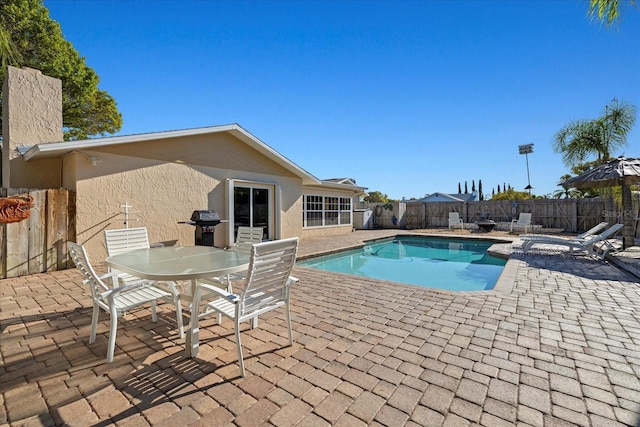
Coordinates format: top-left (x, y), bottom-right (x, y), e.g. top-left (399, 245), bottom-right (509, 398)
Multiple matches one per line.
top-left (298, 236), bottom-right (506, 291)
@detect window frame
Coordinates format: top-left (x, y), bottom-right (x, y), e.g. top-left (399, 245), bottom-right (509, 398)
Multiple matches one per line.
top-left (303, 195), bottom-right (352, 228)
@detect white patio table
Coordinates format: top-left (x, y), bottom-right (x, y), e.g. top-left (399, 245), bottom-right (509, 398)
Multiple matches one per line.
top-left (105, 245), bottom-right (250, 358)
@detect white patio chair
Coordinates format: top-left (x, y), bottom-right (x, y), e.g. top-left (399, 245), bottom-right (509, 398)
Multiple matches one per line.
top-left (68, 241), bottom-right (174, 363)
top-left (232, 226), bottom-right (264, 252)
top-left (194, 237), bottom-right (299, 377)
top-left (521, 223), bottom-right (623, 260)
top-left (448, 212), bottom-right (463, 230)
top-left (510, 213), bottom-right (532, 233)
top-left (215, 226), bottom-right (264, 290)
top-left (104, 227), bottom-right (184, 338)
top-left (104, 227), bottom-right (151, 285)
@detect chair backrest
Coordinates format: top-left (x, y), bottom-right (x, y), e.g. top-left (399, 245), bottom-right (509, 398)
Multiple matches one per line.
top-left (515, 213), bottom-right (532, 225)
top-left (591, 223), bottom-right (624, 242)
top-left (233, 226), bottom-right (263, 253)
top-left (238, 237), bottom-right (298, 317)
top-left (68, 242), bottom-right (110, 301)
top-left (104, 227), bottom-right (150, 256)
top-left (577, 222), bottom-right (609, 240)
top-left (448, 212), bottom-right (461, 223)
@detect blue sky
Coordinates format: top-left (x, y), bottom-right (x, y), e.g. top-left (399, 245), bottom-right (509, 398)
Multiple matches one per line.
top-left (45, 0), bottom-right (639, 200)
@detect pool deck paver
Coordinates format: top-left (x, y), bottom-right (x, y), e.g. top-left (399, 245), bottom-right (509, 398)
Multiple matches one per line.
top-left (1, 229), bottom-right (639, 426)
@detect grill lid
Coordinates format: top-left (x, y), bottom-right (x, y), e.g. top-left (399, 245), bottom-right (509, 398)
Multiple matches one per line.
top-left (190, 210), bottom-right (220, 222)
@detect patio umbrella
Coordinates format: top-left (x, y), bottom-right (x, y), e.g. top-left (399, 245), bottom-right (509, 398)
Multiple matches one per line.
top-left (561, 156), bottom-right (640, 249)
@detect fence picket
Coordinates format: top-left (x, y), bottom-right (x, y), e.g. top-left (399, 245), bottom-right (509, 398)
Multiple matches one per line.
top-left (27, 190), bottom-right (46, 274)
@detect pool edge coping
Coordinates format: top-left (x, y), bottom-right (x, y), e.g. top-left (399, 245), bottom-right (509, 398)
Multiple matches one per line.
top-left (296, 233), bottom-right (517, 293)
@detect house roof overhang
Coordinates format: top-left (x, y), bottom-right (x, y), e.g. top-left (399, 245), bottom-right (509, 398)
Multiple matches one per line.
top-left (20, 124), bottom-right (323, 185)
top-left (317, 180), bottom-right (368, 194)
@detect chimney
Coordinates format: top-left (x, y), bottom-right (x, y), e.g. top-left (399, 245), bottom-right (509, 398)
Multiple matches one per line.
top-left (2, 66), bottom-right (63, 188)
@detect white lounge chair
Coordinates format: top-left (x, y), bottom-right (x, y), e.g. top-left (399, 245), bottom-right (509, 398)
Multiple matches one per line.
top-left (194, 237), bottom-right (299, 377)
top-left (68, 242), bottom-right (174, 363)
top-left (448, 212), bottom-right (463, 230)
top-left (521, 223), bottom-right (623, 260)
top-left (510, 213), bottom-right (532, 233)
top-left (521, 222), bottom-right (609, 241)
top-left (104, 227), bottom-right (184, 338)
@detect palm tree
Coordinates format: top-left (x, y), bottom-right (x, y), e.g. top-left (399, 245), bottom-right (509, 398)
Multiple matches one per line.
top-left (552, 174), bottom-right (584, 199)
top-left (587, 0), bottom-right (638, 26)
top-left (553, 99), bottom-right (636, 168)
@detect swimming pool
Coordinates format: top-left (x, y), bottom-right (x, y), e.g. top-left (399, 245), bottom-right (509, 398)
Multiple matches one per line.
top-left (298, 236), bottom-right (506, 291)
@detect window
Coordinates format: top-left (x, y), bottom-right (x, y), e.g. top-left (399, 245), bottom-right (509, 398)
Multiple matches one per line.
top-left (303, 195), bottom-right (352, 227)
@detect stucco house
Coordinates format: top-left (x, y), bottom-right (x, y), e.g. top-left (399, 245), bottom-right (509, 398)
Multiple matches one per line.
top-left (1, 66), bottom-right (366, 261)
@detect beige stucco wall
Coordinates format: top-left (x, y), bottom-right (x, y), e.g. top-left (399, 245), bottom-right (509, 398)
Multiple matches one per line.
top-left (69, 146), bottom-right (308, 264)
top-left (2, 66), bottom-right (62, 188)
top-left (300, 222), bottom-right (354, 240)
top-left (298, 185), bottom-right (358, 240)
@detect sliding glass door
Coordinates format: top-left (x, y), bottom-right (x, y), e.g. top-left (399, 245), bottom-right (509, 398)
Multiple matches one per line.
top-left (233, 185), bottom-right (271, 240)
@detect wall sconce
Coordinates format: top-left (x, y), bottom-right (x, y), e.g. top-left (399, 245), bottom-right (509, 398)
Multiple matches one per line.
top-left (76, 152), bottom-right (101, 166)
top-left (87, 156), bottom-right (101, 166)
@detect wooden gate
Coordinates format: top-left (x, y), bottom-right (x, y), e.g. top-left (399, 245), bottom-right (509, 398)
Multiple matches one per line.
top-left (1, 188), bottom-right (76, 279)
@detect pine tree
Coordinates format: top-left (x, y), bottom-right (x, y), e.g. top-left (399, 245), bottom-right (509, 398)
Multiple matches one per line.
top-left (458, 183), bottom-right (461, 193)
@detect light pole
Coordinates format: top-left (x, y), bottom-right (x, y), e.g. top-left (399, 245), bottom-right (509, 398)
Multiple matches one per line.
top-left (518, 143), bottom-right (534, 199)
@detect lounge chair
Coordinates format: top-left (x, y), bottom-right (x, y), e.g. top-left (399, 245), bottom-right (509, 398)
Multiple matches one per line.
top-left (520, 223), bottom-right (623, 260)
top-left (510, 213), bottom-right (532, 233)
top-left (448, 212), bottom-right (463, 230)
top-left (521, 222), bottom-right (609, 241)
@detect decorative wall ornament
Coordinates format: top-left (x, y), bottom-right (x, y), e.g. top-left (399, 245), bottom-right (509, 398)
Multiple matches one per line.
top-left (0, 194), bottom-right (34, 223)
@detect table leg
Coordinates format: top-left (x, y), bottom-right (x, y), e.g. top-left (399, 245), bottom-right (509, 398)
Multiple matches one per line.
top-left (185, 278), bottom-right (199, 358)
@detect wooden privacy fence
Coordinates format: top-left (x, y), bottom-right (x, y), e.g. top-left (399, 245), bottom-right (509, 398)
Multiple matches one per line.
top-left (366, 197), bottom-right (640, 236)
top-left (1, 189), bottom-right (76, 279)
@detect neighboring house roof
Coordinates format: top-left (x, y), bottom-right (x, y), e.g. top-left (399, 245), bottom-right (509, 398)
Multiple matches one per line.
top-left (320, 178), bottom-right (366, 193)
top-left (20, 124), bottom-right (365, 192)
top-left (319, 179), bottom-right (366, 193)
top-left (418, 192), bottom-right (477, 202)
top-left (323, 178), bottom-right (357, 185)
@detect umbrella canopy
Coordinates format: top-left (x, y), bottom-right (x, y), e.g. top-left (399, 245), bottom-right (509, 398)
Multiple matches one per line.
top-left (561, 156), bottom-right (640, 249)
top-left (561, 156), bottom-right (640, 189)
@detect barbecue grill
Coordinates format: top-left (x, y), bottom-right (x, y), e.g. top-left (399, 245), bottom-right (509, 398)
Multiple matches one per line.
top-left (180, 210), bottom-right (222, 246)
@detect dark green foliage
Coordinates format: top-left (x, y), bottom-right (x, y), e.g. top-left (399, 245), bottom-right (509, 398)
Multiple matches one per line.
top-left (0, 0), bottom-right (122, 140)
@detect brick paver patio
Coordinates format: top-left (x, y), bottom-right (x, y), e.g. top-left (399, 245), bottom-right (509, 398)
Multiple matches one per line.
top-left (1, 230), bottom-right (639, 426)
